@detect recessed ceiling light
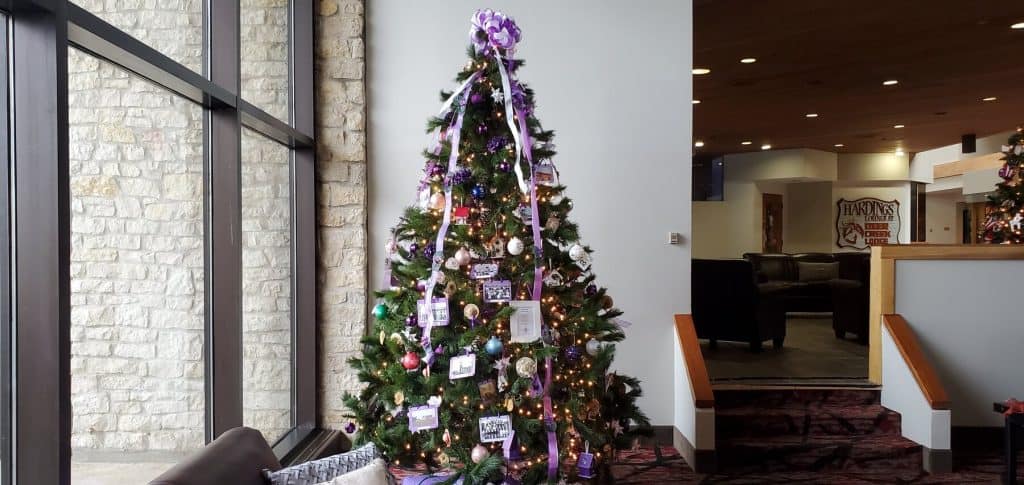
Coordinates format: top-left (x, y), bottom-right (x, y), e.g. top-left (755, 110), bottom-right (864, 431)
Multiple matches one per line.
top-left (895, 149), bottom-right (905, 156)
top-left (806, 113), bottom-right (819, 118)
top-left (1012, 22), bottom-right (1024, 29)
top-left (741, 141), bottom-right (752, 145)
top-left (883, 79), bottom-right (899, 86)
top-left (694, 141), bottom-right (705, 148)
top-left (692, 99), bottom-right (701, 104)
top-left (692, 68), bottom-right (711, 75)
top-left (893, 124), bottom-right (905, 129)
top-left (740, 57), bottom-right (757, 64)
top-left (834, 143), bottom-right (845, 148)
top-left (983, 96), bottom-right (998, 102)
top-left (761, 144), bottom-right (772, 150)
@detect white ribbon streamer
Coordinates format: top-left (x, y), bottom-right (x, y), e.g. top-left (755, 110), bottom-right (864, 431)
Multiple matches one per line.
top-left (494, 51), bottom-right (529, 195)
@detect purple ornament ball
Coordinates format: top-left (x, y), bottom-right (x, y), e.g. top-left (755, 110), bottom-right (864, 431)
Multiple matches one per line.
top-left (423, 244), bottom-right (435, 261)
top-left (565, 345), bottom-right (582, 361)
top-left (497, 161), bottom-right (511, 173)
top-left (408, 243), bottom-right (420, 256)
top-left (344, 422), bottom-right (357, 434)
top-left (470, 92), bottom-right (484, 104)
top-left (585, 284), bottom-right (598, 297)
top-left (429, 164), bottom-right (445, 177)
top-left (405, 313), bottom-right (418, 327)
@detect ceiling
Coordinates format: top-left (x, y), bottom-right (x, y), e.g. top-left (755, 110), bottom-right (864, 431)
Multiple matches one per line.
top-left (694, 0), bottom-right (1024, 155)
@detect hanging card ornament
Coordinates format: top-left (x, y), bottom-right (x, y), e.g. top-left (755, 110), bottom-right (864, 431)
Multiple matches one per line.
top-left (509, 300), bottom-right (542, 343)
top-left (449, 353), bottom-right (477, 380)
top-left (482, 280), bottom-right (513, 302)
top-left (515, 203), bottom-right (533, 223)
top-left (486, 237), bottom-right (506, 259)
top-left (408, 405), bottom-right (439, 433)
top-left (534, 164), bottom-right (557, 186)
top-left (417, 298), bottom-right (450, 327)
top-left (470, 262), bottom-right (499, 279)
top-left (542, 268), bottom-right (564, 287)
top-left (418, 187), bottom-right (432, 211)
top-left (479, 415), bottom-right (513, 443)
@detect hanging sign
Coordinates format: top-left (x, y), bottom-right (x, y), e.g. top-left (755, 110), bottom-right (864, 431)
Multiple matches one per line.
top-left (835, 198), bottom-right (901, 250)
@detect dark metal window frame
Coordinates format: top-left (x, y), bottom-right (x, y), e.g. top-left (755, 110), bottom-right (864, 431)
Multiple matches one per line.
top-left (5, 0), bottom-right (318, 481)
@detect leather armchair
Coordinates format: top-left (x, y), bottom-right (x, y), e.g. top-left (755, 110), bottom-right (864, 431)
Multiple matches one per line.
top-left (692, 259), bottom-right (786, 351)
top-left (149, 427), bottom-right (281, 485)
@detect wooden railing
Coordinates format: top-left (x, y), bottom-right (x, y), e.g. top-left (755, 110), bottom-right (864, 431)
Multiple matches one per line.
top-left (882, 314), bottom-right (951, 410)
top-left (674, 314), bottom-right (714, 409)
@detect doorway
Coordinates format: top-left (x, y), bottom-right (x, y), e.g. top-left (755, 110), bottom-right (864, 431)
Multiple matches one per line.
top-left (762, 193), bottom-right (784, 253)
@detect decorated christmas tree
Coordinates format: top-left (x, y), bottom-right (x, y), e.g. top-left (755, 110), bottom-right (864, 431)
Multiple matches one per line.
top-left (982, 129), bottom-right (1024, 243)
top-left (343, 9), bottom-right (650, 485)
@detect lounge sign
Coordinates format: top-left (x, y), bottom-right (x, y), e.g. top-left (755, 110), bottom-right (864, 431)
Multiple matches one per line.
top-left (835, 198), bottom-right (900, 250)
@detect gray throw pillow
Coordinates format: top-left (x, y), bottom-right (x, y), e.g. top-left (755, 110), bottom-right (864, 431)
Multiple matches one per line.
top-left (796, 261), bottom-right (839, 282)
top-left (264, 442), bottom-right (380, 485)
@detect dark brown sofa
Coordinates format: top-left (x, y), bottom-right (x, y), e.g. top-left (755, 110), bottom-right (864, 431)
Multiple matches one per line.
top-left (742, 252), bottom-right (869, 342)
top-left (149, 427), bottom-right (281, 485)
top-left (692, 258), bottom-right (787, 351)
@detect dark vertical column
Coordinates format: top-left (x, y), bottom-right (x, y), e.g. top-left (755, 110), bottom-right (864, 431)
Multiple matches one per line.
top-left (10, 3), bottom-right (71, 483)
top-left (0, 14), bottom-right (11, 485)
top-left (291, 0), bottom-right (317, 432)
top-left (206, 0), bottom-right (243, 441)
top-left (910, 182), bottom-right (926, 242)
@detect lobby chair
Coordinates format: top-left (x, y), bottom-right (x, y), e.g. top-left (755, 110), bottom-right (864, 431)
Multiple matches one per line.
top-left (692, 258), bottom-right (787, 351)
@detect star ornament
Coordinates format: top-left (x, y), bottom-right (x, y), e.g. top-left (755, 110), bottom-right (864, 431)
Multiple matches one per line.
top-left (609, 420), bottom-right (624, 436)
top-left (491, 87), bottom-right (504, 104)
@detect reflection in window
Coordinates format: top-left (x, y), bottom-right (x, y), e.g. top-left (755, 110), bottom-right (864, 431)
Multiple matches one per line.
top-left (68, 48), bottom-right (205, 482)
top-left (71, 0), bottom-right (204, 74)
top-left (241, 128), bottom-right (293, 444)
top-left (241, 0), bottom-right (290, 121)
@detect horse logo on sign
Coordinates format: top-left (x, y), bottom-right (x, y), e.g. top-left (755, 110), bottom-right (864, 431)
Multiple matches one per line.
top-left (835, 198), bottom-right (900, 250)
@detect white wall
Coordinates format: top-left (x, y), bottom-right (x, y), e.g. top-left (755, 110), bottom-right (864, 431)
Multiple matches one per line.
top-left (786, 182), bottom-right (833, 253)
top-left (881, 324), bottom-right (951, 450)
top-left (837, 153), bottom-right (910, 182)
top-left (367, 1), bottom-right (692, 425)
top-left (894, 260), bottom-right (1024, 427)
top-left (692, 181), bottom-right (786, 259)
top-left (910, 130), bottom-right (1014, 184)
top-left (925, 192), bottom-right (961, 244)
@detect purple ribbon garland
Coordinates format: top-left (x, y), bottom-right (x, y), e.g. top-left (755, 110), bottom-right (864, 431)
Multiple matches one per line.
top-left (421, 73), bottom-right (479, 366)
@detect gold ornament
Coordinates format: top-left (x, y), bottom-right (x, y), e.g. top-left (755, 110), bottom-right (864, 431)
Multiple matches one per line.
top-left (437, 451), bottom-right (451, 468)
top-left (505, 396), bottom-right (514, 412)
top-left (379, 330), bottom-right (385, 345)
top-left (394, 391), bottom-right (405, 406)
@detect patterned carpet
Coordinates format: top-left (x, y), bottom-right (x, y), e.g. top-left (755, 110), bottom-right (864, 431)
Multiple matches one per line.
top-left (393, 443), bottom-right (1021, 483)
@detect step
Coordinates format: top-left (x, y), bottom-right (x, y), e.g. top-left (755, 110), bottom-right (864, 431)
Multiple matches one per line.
top-left (716, 404), bottom-right (902, 439)
top-left (713, 389), bottom-right (880, 410)
top-left (716, 434), bottom-right (923, 473)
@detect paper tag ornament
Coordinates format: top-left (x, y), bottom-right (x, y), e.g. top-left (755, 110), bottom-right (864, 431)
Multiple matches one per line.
top-left (482, 280), bottom-right (513, 302)
top-left (479, 415), bottom-right (513, 443)
top-left (478, 380), bottom-right (498, 406)
top-left (542, 269), bottom-right (564, 287)
top-left (534, 164), bottom-right (558, 186)
top-left (515, 204), bottom-right (533, 223)
top-left (470, 263), bottom-right (499, 280)
top-left (449, 354), bottom-right (476, 380)
top-left (417, 187), bottom-right (432, 211)
top-left (545, 215), bottom-right (561, 232)
top-left (408, 405), bottom-right (439, 433)
top-left (417, 298), bottom-right (450, 327)
top-left (485, 237), bottom-right (506, 259)
top-left (509, 300), bottom-right (542, 343)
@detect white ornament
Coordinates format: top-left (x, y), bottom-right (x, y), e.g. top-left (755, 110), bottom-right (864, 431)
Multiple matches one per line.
top-left (429, 192), bottom-right (446, 211)
top-left (507, 237), bottom-right (525, 256)
top-left (569, 244), bottom-right (587, 261)
top-left (428, 395), bottom-right (443, 407)
top-left (463, 303), bottom-right (480, 320)
top-left (1012, 213), bottom-right (1023, 232)
top-left (444, 257), bottom-right (461, 270)
top-left (586, 338), bottom-right (602, 356)
top-left (491, 88), bottom-right (504, 104)
top-left (515, 356), bottom-right (538, 378)
top-left (385, 238), bottom-right (398, 256)
top-left (454, 247), bottom-right (472, 266)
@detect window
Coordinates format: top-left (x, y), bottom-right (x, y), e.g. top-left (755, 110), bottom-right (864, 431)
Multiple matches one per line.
top-left (0, 12), bottom-right (10, 485)
top-left (241, 127), bottom-right (293, 444)
top-left (68, 48), bottom-right (206, 481)
top-left (5, 1), bottom-right (315, 482)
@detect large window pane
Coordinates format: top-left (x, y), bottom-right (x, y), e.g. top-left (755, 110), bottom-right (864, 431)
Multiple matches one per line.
top-left (68, 48), bottom-right (205, 483)
top-left (241, 128), bottom-right (293, 444)
top-left (241, 0), bottom-right (290, 121)
top-left (71, 0), bottom-right (204, 74)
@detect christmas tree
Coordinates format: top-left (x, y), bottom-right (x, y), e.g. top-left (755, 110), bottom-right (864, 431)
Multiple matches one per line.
top-left (982, 130), bottom-right (1024, 243)
top-left (343, 9), bottom-right (650, 484)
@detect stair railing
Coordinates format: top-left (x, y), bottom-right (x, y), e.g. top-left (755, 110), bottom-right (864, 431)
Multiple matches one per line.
top-left (673, 314), bottom-right (716, 473)
top-left (880, 313), bottom-right (952, 473)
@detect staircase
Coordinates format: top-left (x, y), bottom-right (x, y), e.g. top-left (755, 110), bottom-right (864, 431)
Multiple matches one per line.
top-left (714, 389), bottom-right (928, 479)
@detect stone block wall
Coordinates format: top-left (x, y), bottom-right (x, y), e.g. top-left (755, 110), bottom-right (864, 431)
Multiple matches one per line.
top-left (66, 0), bottom-right (367, 455)
top-left (314, 0), bottom-right (367, 429)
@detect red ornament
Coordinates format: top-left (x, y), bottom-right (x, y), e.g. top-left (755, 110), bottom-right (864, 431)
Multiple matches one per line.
top-left (401, 351), bottom-right (421, 370)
